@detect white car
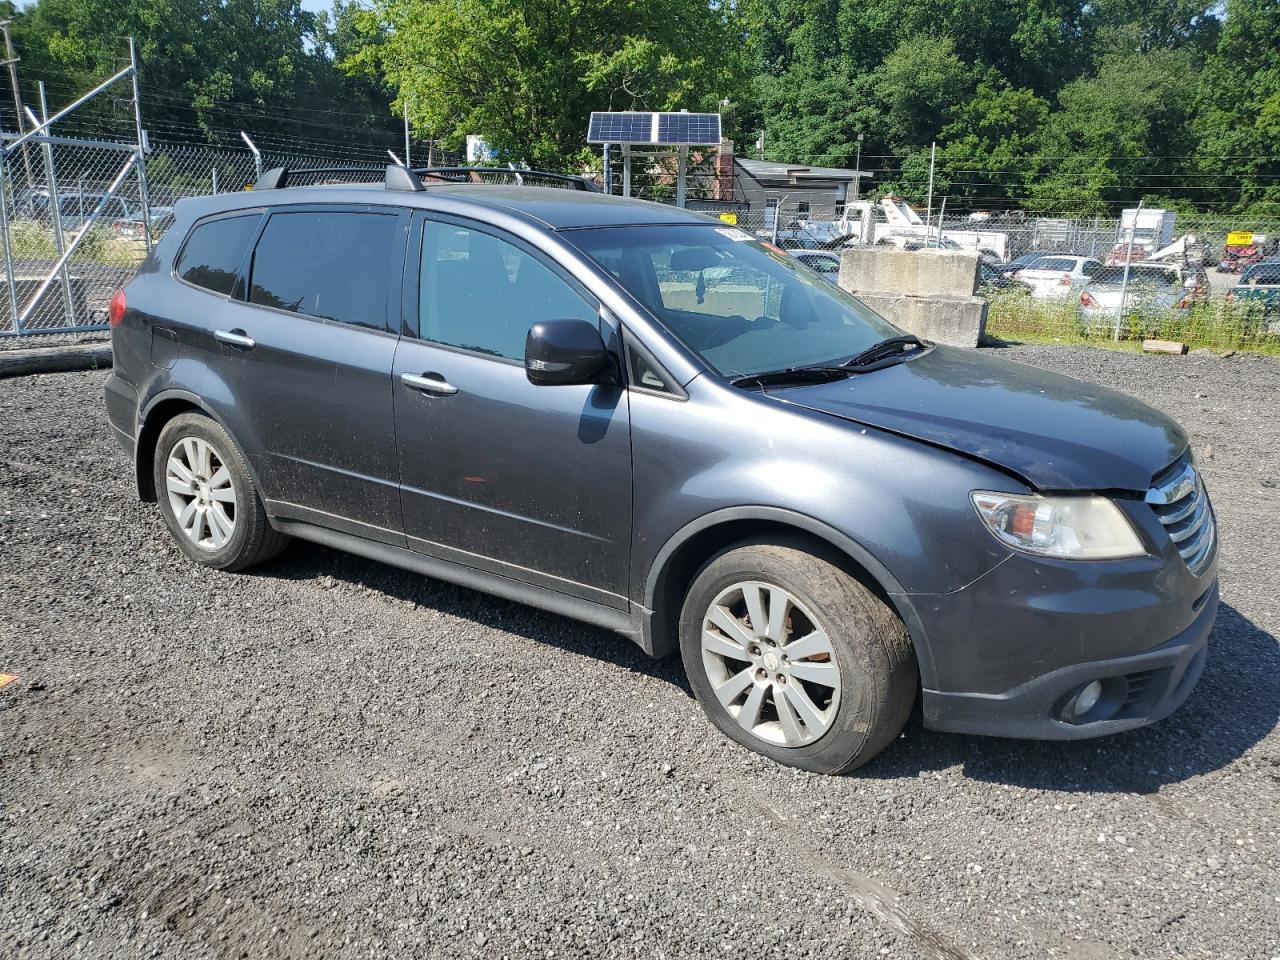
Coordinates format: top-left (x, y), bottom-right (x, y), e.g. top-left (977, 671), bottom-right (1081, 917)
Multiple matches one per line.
top-left (1015, 255), bottom-right (1103, 299)
top-left (790, 250), bottom-right (841, 283)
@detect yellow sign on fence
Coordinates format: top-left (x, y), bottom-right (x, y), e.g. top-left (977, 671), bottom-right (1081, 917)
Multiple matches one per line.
top-left (1226, 231), bottom-right (1255, 246)
top-left (718, 212), bottom-right (738, 225)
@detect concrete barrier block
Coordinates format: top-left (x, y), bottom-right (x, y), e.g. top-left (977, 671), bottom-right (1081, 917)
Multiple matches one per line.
top-left (855, 293), bottom-right (988, 348)
top-left (838, 247), bottom-right (980, 298)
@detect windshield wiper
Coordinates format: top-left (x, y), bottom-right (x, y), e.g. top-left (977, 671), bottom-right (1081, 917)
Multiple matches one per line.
top-left (730, 365), bottom-right (853, 389)
top-left (840, 335), bottom-right (929, 370)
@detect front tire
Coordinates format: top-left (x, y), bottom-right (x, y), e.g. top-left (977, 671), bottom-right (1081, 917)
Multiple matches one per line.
top-left (153, 412), bottom-right (288, 571)
top-left (679, 544), bottom-right (916, 774)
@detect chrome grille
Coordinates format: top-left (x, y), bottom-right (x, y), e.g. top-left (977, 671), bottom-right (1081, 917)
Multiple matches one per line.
top-left (1146, 456), bottom-right (1215, 576)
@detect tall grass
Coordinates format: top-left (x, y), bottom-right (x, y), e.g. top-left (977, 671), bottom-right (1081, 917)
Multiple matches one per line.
top-left (985, 292), bottom-right (1280, 355)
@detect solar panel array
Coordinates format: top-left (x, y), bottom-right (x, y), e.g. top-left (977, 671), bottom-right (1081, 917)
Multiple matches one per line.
top-left (587, 112), bottom-right (722, 145)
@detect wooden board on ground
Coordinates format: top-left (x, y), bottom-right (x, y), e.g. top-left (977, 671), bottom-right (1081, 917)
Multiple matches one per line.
top-left (1141, 339), bottom-right (1188, 356)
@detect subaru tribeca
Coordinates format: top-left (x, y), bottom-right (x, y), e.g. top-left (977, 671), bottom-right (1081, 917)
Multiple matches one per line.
top-left (103, 165), bottom-right (1218, 773)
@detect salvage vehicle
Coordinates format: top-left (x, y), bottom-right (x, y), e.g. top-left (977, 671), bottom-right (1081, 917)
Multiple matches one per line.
top-left (1218, 241), bottom-right (1268, 274)
top-left (1079, 263), bottom-right (1192, 332)
top-left (1226, 260), bottom-right (1280, 330)
top-left (1014, 254), bottom-right (1103, 299)
top-left (104, 166), bottom-right (1219, 774)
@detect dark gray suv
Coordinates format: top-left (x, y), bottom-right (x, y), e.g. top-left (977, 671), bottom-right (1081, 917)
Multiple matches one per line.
top-left (104, 166), bottom-right (1218, 773)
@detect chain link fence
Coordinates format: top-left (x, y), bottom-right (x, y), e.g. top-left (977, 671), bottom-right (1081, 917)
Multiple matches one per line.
top-left (618, 191), bottom-right (1280, 354)
top-left (1, 133), bottom-right (463, 337)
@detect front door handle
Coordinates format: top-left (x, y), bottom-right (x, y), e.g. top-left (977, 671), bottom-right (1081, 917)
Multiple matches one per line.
top-left (214, 328), bottom-right (256, 349)
top-left (401, 371), bottom-right (458, 396)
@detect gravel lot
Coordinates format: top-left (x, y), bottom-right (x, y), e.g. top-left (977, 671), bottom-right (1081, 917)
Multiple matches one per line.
top-left (2, 344), bottom-right (1278, 960)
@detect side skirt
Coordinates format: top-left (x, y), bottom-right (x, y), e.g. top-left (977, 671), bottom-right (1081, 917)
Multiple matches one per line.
top-left (273, 518), bottom-right (645, 647)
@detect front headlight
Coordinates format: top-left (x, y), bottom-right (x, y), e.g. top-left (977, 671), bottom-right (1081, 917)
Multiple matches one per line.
top-left (970, 492), bottom-right (1146, 560)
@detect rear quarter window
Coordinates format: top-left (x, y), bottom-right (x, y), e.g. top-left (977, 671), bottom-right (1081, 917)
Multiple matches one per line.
top-left (175, 214), bottom-right (262, 296)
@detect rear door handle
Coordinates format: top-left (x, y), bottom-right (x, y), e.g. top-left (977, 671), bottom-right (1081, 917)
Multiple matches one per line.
top-left (214, 328), bottom-right (255, 349)
top-left (401, 372), bottom-right (458, 396)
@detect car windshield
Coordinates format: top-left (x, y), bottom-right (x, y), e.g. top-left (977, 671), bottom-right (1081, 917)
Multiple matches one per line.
top-left (1242, 263), bottom-right (1280, 285)
top-left (1093, 265), bottom-right (1179, 287)
top-left (568, 224), bottom-right (899, 378)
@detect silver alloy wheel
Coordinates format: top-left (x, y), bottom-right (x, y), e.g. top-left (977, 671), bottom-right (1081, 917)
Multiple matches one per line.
top-left (700, 580), bottom-right (842, 747)
top-left (164, 436), bottom-right (237, 550)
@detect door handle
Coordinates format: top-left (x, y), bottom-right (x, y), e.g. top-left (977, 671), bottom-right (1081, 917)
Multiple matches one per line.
top-left (401, 371), bottom-right (458, 396)
top-left (214, 328), bottom-right (256, 349)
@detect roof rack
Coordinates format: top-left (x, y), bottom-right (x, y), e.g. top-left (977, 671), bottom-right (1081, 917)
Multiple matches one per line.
top-left (252, 164), bottom-right (599, 193)
top-left (411, 167), bottom-right (599, 192)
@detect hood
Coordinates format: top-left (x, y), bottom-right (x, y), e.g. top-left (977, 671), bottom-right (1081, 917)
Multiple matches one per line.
top-left (778, 346), bottom-right (1187, 491)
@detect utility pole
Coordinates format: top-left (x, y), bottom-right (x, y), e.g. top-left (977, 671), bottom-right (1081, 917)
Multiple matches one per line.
top-left (925, 141), bottom-right (936, 230)
top-left (0, 19), bottom-right (33, 189)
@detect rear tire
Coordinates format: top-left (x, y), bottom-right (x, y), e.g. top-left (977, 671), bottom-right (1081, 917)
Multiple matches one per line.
top-left (153, 412), bottom-right (288, 571)
top-left (679, 543), bottom-right (916, 774)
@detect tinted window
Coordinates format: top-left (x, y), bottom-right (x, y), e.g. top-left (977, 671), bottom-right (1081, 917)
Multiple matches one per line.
top-left (1026, 257), bottom-right (1075, 272)
top-left (419, 221), bottom-right (596, 360)
top-left (176, 215), bottom-right (262, 296)
top-left (249, 211), bottom-right (397, 330)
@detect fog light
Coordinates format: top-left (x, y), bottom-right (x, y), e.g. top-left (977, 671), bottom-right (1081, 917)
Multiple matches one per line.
top-left (1072, 680), bottom-right (1103, 717)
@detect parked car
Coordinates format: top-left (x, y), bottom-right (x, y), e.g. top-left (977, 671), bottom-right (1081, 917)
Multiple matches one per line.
top-left (16, 188), bottom-right (140, 232)
top-left (992, 250), bottom-right (1058, 277)
top-left (1079, 263), bottom-right (1189, 331)
top-left (1226, 259), bottom-right (1280, 330)
top-left (104, 166), bottom-right (1218, 774)
top-left (790, 250), bottom-right (841, 283)
top-left (111, 207), bottom-right (176, 243)
top-left (1014, 254), bottom-right (1103, 299)
top-left (978, 261), bottom-right (1031, 297)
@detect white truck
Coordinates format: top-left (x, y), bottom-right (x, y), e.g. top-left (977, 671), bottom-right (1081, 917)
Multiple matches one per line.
top-left (1105, 209), bottom-right (1176, 266)
top-left (775, 197), bottom-right (1009, 260)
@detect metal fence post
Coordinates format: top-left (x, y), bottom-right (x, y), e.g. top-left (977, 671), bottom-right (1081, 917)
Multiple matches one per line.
top-left (128, 37), bottom-right (153, 253)
top-left (0, 157), bottom-right (21, 332)
top-left (240, 131), bottom-right (262, 180)
top-left (1115, 200), bottom-right (1143, 342)
top-left (34, 84), bottom-right (76, 325)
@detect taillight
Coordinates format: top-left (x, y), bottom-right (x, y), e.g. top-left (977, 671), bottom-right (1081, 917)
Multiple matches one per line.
top-left (1059, 273), bottom-right (1072, 286)
top-left (1081, 291), bottom-right (1099, 308)
top-left (108, 288), bottom-right (127, 327)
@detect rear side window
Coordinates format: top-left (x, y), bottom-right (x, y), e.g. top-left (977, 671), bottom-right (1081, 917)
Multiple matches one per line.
top-left (1028, 257), bottom-right (1074, 272)
top-left (176, 215), bottom-right (262, 296)
top-left (249, 211), bottom-right (398, 330)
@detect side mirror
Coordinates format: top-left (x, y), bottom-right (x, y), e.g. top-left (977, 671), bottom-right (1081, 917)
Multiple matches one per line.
top-left (525, 318), bottom-right (612, 386)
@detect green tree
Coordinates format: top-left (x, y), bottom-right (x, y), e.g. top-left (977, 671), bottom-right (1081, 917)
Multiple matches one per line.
top-left (938, 82), bottom-right (1050, 209)
top-left (1193, 0), bottom-right (1280, 215)
top-left (1028, 49), bottom-right (1200, 213)
top-left (351, 0), bottom-right (756, 168)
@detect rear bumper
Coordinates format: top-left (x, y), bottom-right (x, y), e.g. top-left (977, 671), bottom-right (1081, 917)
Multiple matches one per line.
top-left (103, 371), bottom-right (137, 458)
top-left (923, 580), bottom-right (1217, 739)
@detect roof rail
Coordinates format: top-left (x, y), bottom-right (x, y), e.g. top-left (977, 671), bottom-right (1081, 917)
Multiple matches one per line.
top-left (411, 167), bottom-right (599, 192)
top-left (252, 165), bottom-right (387, 191)
top-left (251, 164), bottom-right (595, 193)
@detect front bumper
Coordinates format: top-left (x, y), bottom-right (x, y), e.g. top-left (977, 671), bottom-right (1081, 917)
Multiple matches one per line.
top-left (923, 580), bottom-right (1217, 739)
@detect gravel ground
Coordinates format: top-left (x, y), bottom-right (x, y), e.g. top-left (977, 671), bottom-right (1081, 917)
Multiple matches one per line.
top-left (1, 344), bottom-right (1277, 960)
